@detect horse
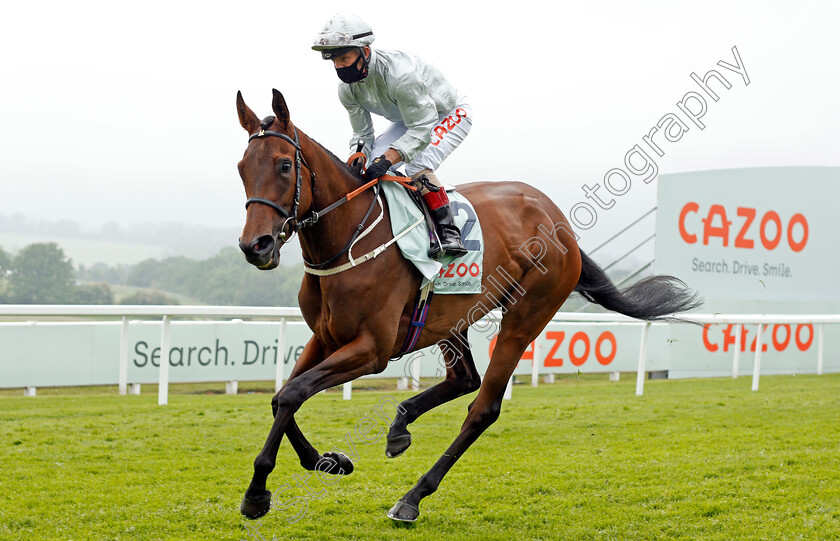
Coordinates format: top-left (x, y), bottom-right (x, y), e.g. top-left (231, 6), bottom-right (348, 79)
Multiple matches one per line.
top-left (235, 89), bottom-right (701, 522)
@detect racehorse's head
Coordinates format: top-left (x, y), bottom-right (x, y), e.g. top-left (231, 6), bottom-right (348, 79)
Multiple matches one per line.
top-left (236, 89), bottom-right (306, 270)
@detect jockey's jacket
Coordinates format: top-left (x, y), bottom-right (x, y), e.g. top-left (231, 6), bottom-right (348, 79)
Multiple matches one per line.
top-left (338, 48), bottom-right (462, 164)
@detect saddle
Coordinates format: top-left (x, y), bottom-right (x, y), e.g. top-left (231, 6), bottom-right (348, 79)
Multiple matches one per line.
top-left (345, 150), bottom-right (484, 295)
top-left (390, 172), bottom-right (445, 258)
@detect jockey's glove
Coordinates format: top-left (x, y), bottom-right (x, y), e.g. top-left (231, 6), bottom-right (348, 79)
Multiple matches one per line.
top-left (349, 157), bottom-right (365, 176)
top-left (365, 155), bottom-right (392, 181)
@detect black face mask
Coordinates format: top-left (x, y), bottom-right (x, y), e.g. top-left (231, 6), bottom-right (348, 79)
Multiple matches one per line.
top-left (336, 63), bottom-right (365, 83)
top-left (335, 51), bottom-right (369, 84)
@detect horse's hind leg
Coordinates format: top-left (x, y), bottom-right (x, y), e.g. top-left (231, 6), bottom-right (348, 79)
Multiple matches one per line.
top-left (387, 328), bottom-right (526, 522)
top-left (386, 331), bottom-right (481, 458)
top-left (387, 269), bottom-right (576, 522)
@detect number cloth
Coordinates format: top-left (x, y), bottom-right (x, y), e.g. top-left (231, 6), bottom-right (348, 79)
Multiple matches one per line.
top-left (379, 181), bottom-right (483, 294)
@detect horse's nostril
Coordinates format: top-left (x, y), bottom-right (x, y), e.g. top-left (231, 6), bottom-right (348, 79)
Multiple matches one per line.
top-left (255, 235), bottom-right (274, 253)
top-left (239, 235), bottom-right (275, 256)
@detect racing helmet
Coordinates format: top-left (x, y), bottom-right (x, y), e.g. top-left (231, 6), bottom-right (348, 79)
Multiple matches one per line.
top-left (312, 13), bottom-right (375, 60)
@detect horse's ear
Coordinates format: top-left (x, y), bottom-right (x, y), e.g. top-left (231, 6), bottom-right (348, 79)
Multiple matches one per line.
top-left (271, 89), bottom-right (291, 131)
top-left (236, 91), bottom-right (260, 134)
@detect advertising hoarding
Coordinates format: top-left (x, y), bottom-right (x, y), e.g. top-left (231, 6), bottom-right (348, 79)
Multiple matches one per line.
top-left (655, 167), bottom-right (840, 377)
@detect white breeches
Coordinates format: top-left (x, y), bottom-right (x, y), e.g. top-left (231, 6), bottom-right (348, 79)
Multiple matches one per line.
top-left (370, 98), bottom-right (473, 177)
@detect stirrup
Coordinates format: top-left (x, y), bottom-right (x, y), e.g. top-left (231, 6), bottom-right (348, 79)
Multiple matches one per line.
top-left (439, 237), bottom-right (468, 259)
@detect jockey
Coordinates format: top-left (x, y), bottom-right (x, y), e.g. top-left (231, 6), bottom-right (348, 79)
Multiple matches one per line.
top-left (312, 13), bottom-right (470, 259)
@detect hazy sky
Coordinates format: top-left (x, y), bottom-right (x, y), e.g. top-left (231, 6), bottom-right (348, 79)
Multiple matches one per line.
top-left (2, 0), bottom-right (838, 255)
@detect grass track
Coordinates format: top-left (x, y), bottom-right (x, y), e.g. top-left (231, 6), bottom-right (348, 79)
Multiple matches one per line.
top-left (1, 374), bottom-right (839, 540)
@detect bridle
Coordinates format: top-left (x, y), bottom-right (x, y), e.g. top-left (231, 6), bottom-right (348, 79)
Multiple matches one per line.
top-left (243, 125), bottom-right (382, 270)
top-left (244, 127), bottom-right (313, 242)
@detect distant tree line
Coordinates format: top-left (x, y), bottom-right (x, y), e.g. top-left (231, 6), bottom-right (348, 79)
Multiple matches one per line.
top-left (0, 243), bottom-right (112, 304)
top-left (0, 213), bottom-right (242, 260)
top-left (0, 243), bottom-right (303, 306)
top-left (1, 241), bottom-right (650, 308)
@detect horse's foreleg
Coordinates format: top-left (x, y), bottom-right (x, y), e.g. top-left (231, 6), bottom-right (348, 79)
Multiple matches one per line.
top-left (284, 417), bottom-right (355, 475)
top-left (387, 333), bottom-right (481, 458)
top-left (265, 337), bottom-right (354, 473)
top-left (241, 334), bottom-right (383, 519)
top-left (283, 417), bottom-right (321, 468)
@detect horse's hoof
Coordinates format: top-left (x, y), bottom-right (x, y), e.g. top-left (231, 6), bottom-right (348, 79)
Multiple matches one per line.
top-left (240, 490), bottom-right (272, 520)
top-left (387, 500), bottom-right (420, 522)
top-left (385, 434), bottom-right (412, 458)
top-left (322, 452), bottom-right (354, 475)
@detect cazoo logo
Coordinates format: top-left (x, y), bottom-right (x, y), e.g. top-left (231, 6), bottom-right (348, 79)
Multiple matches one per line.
top-left (678, 203), bottom-right (809, 252)
top-left (489, 330), bottom-right (617, 367)
top-left (702, 323), bottom-right (814, 353)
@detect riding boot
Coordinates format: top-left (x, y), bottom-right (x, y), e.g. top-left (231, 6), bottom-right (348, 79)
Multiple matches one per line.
top-left (428, 204), bottom-right (468, 259)
top-left (420, 179), bottom-right (468, 259)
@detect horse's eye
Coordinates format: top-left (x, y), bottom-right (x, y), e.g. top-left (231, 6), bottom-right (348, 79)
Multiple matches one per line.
top-left (280, 161), bottom-right (292, 174)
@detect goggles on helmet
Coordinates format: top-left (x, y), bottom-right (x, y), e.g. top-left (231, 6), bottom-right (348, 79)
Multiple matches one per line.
top-left (314, 30), bottom-right (372, 46)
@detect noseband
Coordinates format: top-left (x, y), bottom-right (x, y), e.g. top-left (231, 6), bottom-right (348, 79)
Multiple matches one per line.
top-left (244, 127), bottom-right (314, 240)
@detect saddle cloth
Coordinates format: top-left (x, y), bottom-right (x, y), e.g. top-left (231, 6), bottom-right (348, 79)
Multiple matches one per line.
top-left (379, 181), bottom-right (484, 294)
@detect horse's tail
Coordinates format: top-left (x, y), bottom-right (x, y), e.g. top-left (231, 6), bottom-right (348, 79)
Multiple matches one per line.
top-left (574, 249), bottom-right (702, 321)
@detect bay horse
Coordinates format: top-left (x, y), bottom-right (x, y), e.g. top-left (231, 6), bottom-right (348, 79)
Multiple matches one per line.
top-left (236, 89), bottom-right (700, 522)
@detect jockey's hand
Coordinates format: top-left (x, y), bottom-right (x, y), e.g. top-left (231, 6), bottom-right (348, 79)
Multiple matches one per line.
top-left (349, 156), bottom-right (364, 176)
top-left (365, 155), bottom-right (392, 181)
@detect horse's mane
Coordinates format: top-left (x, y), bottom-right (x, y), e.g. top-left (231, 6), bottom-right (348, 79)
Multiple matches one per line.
top-left (260, 115), bottom-right (364, 184)
top-left (310, 138), bottom-right (365, 183)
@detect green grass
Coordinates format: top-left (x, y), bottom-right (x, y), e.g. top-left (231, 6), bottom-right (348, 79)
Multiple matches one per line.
top-left (1, 374), bottom-right (839, 540)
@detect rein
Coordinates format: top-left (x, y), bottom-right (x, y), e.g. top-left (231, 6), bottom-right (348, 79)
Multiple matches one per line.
top-left (244, 127), bottom-right (417, 274)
